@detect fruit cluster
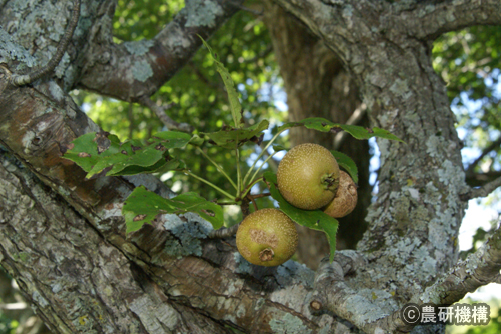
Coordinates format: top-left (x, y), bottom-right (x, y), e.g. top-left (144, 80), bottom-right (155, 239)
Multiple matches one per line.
top-left (65, 39), bottom-right (399, 267)
top-left (236, 143), bottom-right (358, 266)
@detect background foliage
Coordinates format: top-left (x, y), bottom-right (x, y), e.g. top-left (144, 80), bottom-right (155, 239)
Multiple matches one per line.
top-left (72, 0), bottom-right (284, 227)
top-left (433, 26), bottom-right (501, 258)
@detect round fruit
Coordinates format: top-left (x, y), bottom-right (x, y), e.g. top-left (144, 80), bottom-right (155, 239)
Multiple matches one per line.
top-left (277, 143), bottom-right (340, 210)
top-left (323, 170), bottom-right (358, 218)
top-left (236, 208), bottom-right (298, 267)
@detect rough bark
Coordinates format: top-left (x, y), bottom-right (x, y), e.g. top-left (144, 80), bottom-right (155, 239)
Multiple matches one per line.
top-left (262, 3), bottom-right (370, 270)
top-left (0, 151), bottom-right (229, 334)
top-left (1, 0), bottom-right (501, 333)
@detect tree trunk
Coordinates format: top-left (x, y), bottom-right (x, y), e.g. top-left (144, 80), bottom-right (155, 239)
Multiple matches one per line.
top-left (0, 152), bottom-right (230, 333)
top-left (262, 3), bottom-right (370, 270)
top-left (1, 0), bottom-right (501, 333)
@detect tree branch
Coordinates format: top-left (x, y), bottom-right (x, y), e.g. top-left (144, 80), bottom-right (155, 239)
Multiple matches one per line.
top-left (405, 0), bottom-right (501, 40)
top-left (461, 175), bottom-right (501, 201)
top-left (310, 251), bottom-right (367, 311)
top-left (0, 152), bottom-right (231, 333)
top-left (11, 0), bottom-right (81, 86)
top-left (465, 135), bottom-right (501, 175)
top-left (137, 96), bottom-right (193, 132)
top-left (308, 251), bottom-right (401, 333)
top-left (78, 0), bottom-right (243, 102)
top-left (333, 103), bottom-right (367, 151)
top-left (309, 219), bottom-right (501, 333)
top-left (359, 219), bottom-right (501, 333)
top-left (391, 219), bottom-right (501, 332)
top-left (421, 221), bottom-right (501, 306)
top-left (466, 170), bottom-right (501, 187)
top-left (207, 223), bottom-right (240, 238)
top-left (226, 0), bottom-right (263, 16)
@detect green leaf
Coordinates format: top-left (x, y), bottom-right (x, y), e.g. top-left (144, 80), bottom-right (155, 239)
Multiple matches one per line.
top-left (277, 117), bottom-right (404, 143)
top-left (151, 131), bottom-right (194, 147)
top-left (62, 132), bottom-right (102, 172)
top-left (92, 144), bottom-right (164, 178)
top-left (272, 144), bottom-right (287, 152)
top-left (331, 151), bottom-right (359, 184)
top-left (200, 119), bottom-right (269, 149)
top-left (123, 186), bottom-right (224, 234)
top-left (63, 131), bottom-right (192, 179)
top-left (371, 127), bottom-right (405, 142)
top-left (199, 36), bottom-right (243, 129)
top-left (277, 117), bottom-right (333, 133)
top-left (188, 134), bottom-right (205, 147)
top-left (318, 218), bottom-right (338, 263)
top-left (263, 171), bottom-right (338, 262)
top-left (115, 158), bottom-right (184, 176)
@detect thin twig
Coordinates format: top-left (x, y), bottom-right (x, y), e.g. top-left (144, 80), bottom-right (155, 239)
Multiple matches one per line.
top-left (242, 130), bottom-right (285, 187)
top-left (333, 103), bottom-right (367, 150)
top-left (248, 192), bottom-right (270, 200)
top-left (462, 175), bottom-right (501, 201)
top-left (249, 196), bottom-right (258, 211)
top-left (466, 135), bottom-right (501, 175)
top-left (138, 96), bottom-right (193, 133)
top-left (226, 0), bottom-right (264, 16)
top-left (466, 170), bottom-right (501, 188)
top-left (11, 0), bottom-right (81, 86)
top-left (128, 103), bottom-right (134, 139)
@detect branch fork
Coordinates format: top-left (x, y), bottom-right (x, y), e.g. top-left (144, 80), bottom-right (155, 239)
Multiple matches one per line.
top-left (11, 0), bottom-right (81, 86)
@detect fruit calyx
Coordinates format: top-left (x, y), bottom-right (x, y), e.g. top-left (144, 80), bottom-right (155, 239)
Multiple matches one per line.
top-left (321, 173), bottom-right (340, 191)
top-left (323, 170), bottom-right (358, 218)
top-left (259, 248), bottom-right (274, 262)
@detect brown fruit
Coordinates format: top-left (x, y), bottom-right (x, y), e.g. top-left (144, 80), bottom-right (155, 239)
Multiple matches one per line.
top-left (236, 208), bottom-right (298, 267)
top-left (277, 143), bottom-right (340, 210)
top-left (323, 171), bottom-right (358, 218)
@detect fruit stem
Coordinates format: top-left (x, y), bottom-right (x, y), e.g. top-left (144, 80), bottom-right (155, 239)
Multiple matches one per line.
top-left (236, 146), bottom-right (242, 195)
top-left (183, 170), bottom-right (235, 200)
top-left (216, 199), bottom-right (239, 205)
top-left (242, 129), bottom-right (286, 188)
top-left (240, 177), bottom-right (265, 200)
top-left (246, 151), bottom-right (278, 189)
top-left (245, 194), bottom-right (259, 212)
top-left (248, 192), bottom-right (270, 200)
top-left (196, 146), bottom-right (238, 191)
